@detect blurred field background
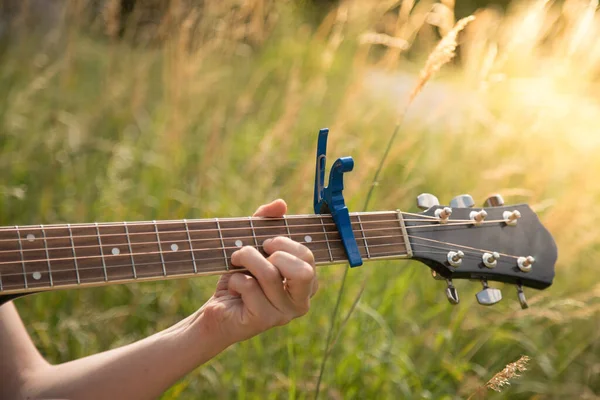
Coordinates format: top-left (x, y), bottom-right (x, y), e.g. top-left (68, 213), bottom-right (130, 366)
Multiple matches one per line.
top-left (2, 0), bottom-right (600, 398)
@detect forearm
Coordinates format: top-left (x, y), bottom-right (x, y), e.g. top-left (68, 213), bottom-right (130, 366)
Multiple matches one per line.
top-left (21, 310), bottom-right (228, 400)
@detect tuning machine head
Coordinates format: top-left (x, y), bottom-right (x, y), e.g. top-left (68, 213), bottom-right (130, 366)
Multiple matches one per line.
top-left (484, 194), bottom-right (504, 207)
top-left (445, 279), bottom-right (459, 305)
top-left (450, 194), bottom-right (474, 208)
top-left (516, 284), bottom-right (529, 309)
top-left (476, 279), bottom-right (502, 306)
top-left (417, 193), bottom-right (440, 210)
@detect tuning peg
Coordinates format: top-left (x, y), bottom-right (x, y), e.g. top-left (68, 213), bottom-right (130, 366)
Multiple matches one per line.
top-left (417, 193), bottom-right (440, 210)
top-left (517, 256), bottom-right (535, 272)
top-left (484, 194), bottom-right (504, 207)
top-left (447, 250), bottom-right (464, 267)
top-left (516, 284), bottom-right (529, 309)
top-left (482, 251), bottom-right (500, 268)
top-left (469, 209), bottom-right (488, 225)
top-left (434, 207), bottom-right (452, 223)
top-left (450, 194), bottom-right (474, 208)
top-left (445, 279), bottom-right (459, 305)
top-left (476, 279), bottom-right (503, 306)
top-left (503, 210), bottom-right (521, 226)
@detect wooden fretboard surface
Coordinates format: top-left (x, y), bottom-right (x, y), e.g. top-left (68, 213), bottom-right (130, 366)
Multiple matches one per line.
top-left (0, 212), bottom-right (410, 295)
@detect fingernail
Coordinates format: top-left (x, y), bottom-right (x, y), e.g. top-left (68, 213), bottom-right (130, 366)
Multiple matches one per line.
top-left (262, 238), bottom-right (273, 247)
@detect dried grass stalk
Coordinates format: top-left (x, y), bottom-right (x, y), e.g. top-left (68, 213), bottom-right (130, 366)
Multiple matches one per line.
top-left (407, 15), bottom-right (475, 104)
top-left (485, 355), bottom-right (530, 392)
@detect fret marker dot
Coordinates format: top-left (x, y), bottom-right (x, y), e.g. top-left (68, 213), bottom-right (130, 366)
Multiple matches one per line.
top-left (171, 243), bottom-right (179, 251)
top-left (32, 271), bottom-right (41, 280)
top-left (26, 234), bottom-right (35, 242)
top-left (304, 235), bottom-right (312, 243)
top-left (235, 240), bottom-right (243, 248)
top-left (111, 247), bottom-right (120, 256)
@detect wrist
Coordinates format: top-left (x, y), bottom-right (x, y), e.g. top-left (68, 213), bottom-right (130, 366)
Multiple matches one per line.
top-left (172, 309), bottom-right (233, 359)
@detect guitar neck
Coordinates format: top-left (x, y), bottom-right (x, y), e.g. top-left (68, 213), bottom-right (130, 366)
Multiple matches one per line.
top-left (0, 211), bottom-right (412, 296)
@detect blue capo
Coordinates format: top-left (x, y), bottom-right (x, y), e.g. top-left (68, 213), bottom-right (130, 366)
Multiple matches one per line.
top-left (313, 128), bottom-right (363, 267)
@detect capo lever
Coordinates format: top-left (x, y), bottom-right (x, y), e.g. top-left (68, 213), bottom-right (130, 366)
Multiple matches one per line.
top-left (313, 128), bottom-right (363, 267)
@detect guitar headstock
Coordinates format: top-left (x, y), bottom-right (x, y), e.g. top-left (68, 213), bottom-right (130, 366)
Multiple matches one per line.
top-left (409, 193), bottom-right (557, 309)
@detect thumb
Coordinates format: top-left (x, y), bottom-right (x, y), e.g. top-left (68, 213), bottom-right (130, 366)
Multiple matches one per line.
top-left (253, 199), bottom-right (287, 218)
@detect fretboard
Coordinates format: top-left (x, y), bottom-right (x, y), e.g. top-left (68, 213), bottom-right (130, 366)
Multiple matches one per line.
top-left (0, 212), bottom-right (411, 296)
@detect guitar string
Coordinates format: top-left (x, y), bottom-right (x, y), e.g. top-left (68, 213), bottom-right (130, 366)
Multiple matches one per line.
top-left (0, 221), bottom-right (522, 267)
top-left (0, 216), bottom-right (484, 243)
top-left (0, 251), bottom-right (455, 291)
top-left (0, 232), bottom-right (406, 267)
top-left (0, 218), bottom-right (513, 254)
top-left (0, 208), bottom-right (516, 239)
top-left (0, 241), bottom-right (413, 281)
top-left (0, 211), bottom-right (445, 233)
top-left (407, 235), bottom-right (521, 259)
top-left (0, 241), bottom-right (474, 288)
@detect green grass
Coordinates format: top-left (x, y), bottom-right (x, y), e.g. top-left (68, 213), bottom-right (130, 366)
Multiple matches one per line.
top-left (2, 1), bottom-right (600, 398)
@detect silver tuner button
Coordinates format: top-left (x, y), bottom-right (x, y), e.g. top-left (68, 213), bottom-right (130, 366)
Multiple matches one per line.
top-left (447, 250), bottom-right (464, 267)
top-left (417, 193), bottom-right (440, 210)
top-left (482, 251), bottom-right (500, 268)
top-left (516, 284), bottom-right (529, 309)
top-left (450, 194), bottom-right (475, 208)
top-left (517, 256), bottom-right (535, 272)
top-left (476, 279), bottom-right (503, 306)
top-left (434, 207), bottom-right (452, 223)
top-left (503, 210), bottom-right (521, 226)
top-left (469, 209), bottom-right (488, 225)
top-left (484, 194), bottom-right (504, 207)
top-left (445, 279), bottom-right (459, 305)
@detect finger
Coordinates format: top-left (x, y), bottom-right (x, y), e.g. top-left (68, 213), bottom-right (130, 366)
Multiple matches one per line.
top-left (231, 246), bottom-right (294, 313)
top-left (228, 273), bottom-right (277, 316)
top-left (267, 251), bottom-right (315, 307)
top-left (311, 278), bottom-right (319, 297)
top-left (262, 236), bottom-right (315, 266)
top-left (253, 199), bottom-right (287, 218)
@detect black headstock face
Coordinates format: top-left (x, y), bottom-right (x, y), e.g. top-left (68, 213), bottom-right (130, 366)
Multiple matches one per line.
top-left (406, 203), bottom-right (557, 290)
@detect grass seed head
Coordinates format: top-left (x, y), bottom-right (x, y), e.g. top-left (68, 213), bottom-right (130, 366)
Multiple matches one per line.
top-left (485, 355), bottom-right (531, 392)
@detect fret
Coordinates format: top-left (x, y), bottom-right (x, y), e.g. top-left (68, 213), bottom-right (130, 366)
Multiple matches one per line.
top-left (70, 225), bottom-right (108, 284)
top-left (183, 219), bottom-right (198, 273)
top-left (44, 225), bottom-right (80, 288)
top-left (186, 219), bottom-right (228, 273)
top-left (0, 226), bottom-right (26, 291)
top-left (286, 216), bottom-right (346, 263)
top-left (248, 217), bottom-right (259, 248)
top-left (283, 216), bottom-right (292, 238)
top-left (67, 224), bottom-right (81, 284)
top-left (95, 223), bottom-right (108, 281)
top-left (123, 222), bottom-right (137, 279)
top-left (127, 222), bottom-right (164, 279)
top-left (96, 223), bottom-right (135, 281)
top-left (14, 226), bottom-right (28, 289)
top-left (354, 212), bottom-right (407, 259)
top-left (215, 218), bottom-right (229, 271)
top-left (153, 221), bottom-right (167, 276)
top-left (397, 211), bottom-right (413, 258)
top-left (356, 214), bottom-right (371, 259)
top-left (39, 225), bottom-right (54, 286)
top-left (319, 216), bottom-right (334, 262)
top-left (253, 216), bottom-right (290, 252)
top-left (154, 221), bottom-right (195, 276)
top-left (18, 226), bottom-right (53, 288)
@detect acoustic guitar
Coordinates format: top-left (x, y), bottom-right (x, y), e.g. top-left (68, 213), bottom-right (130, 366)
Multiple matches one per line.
top-left (0, 194), bottom-right (557, 308)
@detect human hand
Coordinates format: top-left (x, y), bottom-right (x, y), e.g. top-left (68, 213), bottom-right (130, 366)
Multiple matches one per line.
top-left (194, 199), bottom-right (318, 346)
